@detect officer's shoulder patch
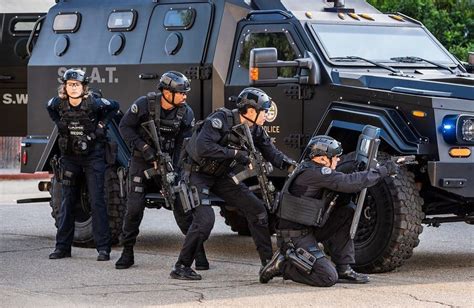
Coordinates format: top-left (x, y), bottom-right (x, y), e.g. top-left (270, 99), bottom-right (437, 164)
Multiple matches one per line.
top-left (191, 118), bottom-right (195, 127)
top-left (131, 103), bottom-right (138, 114)
top-left (211, 118), bottom-right (222, 129)
top-left (100, 98), bottom-right (111, 105)
top-left (47, 98), bottom-right (54, 107)
top-left (321, 167), bottom-right (332, 175)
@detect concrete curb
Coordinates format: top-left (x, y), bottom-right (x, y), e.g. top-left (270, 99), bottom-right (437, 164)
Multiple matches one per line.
top-left (0, 172), bottom-right (51, 180)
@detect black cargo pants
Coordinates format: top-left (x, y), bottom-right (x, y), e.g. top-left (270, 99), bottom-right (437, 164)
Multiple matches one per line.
top-left (176, 171), bottom-right (273, 267)
top-left (121, 155), bottom-right (204, 252)
top-left (56, 145), bottom-right (111, 252)
top-left (277, 203), bottom-right (355, 287)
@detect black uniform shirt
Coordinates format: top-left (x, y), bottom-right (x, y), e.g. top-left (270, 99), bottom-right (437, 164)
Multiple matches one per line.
top-left (279, 159), bottom-right (389, 230)
top-left (119, 94), bottom-right (194, 166)
top-left (194, 108), bottom-right (290, 169)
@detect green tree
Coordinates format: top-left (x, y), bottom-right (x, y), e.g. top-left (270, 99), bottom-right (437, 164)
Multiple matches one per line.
top-left (368, 0), bottom-right (473, 61)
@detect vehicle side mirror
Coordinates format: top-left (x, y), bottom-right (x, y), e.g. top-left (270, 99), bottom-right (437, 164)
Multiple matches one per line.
top-left (249, 47), bottom-right (321, 86)
top-left (464, 52), bottom-right (474, 73)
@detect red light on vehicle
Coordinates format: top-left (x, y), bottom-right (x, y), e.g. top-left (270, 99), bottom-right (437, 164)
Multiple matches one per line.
top-left (21, 150), bottom-right (27, 165)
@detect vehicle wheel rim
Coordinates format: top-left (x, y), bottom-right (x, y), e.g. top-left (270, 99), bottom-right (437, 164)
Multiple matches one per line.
top-left (355, 193), bottom-right (378, 245)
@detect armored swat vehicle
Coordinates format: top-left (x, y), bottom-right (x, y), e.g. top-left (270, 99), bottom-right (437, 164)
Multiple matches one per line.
top-left (0, 0), bottom-right (55, 136)
top-left (20, 0), bottom-right (473, 273)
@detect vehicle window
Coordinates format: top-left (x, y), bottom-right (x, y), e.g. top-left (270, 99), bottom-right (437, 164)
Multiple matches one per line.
top-left (108, 10), bottom-right (137, 31)
top-left (53, 13), bottom-right (81, 33)
top-left (10, 19), bottom-right (38, 34)
top-left (239, 32), bottom-right (297, 77)
top-left (311, 24), bottom-right (454, 65)
top-left (163, 8), bottom-right (196, 30)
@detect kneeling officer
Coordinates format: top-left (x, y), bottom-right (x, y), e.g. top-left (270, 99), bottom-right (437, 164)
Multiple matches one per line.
top-left (259, 135), bottom-right (398, 286)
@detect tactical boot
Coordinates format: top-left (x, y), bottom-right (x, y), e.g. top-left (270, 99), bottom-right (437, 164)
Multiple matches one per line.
top-left (97, 250), bottom-right (110, 261)
top-left (170, 264), bottom-right (202, 280)
top-left (115, 246), bottom-right (134, 269)
top-left (49, 249), bottom-right (71, 259)
top-left (194, 250), bottom-right (210, 271)
top-left (336, 265), bottom-right (370, 284)
top-left (259, 251), bottom-right (285, 283)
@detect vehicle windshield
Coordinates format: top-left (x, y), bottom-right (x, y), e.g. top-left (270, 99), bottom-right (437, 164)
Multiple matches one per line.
top-left (311, 24), bottom-right (456, 66)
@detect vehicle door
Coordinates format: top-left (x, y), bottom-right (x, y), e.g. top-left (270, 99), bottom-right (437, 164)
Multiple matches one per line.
top-left (0, 13), bottom-right (43, 136)
top-left (140, 2), bottom-right (214, 120)
top-left (226, 21), bottom-right (307, 162)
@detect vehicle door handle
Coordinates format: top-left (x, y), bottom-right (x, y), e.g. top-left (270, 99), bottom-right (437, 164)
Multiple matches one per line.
top-left (0, 75), bottom-right (13, 81)
top-left (139, 73), bottom-right (158, 80)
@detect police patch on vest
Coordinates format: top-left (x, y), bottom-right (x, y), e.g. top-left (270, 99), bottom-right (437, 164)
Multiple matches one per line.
top-left (131, 103), bottom-right (138, 114)
top-left (321, 167), bottom-right (332, 175)
top-left (211, 118), bottom-right (222, 129)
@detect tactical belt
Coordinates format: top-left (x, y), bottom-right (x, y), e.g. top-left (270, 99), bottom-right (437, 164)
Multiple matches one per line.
top-left (276, 229), bottom-right (311, 240)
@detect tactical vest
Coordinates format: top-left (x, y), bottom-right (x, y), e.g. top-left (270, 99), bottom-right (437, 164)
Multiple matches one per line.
top-left (185, 108), bottom-right (241, 176)
top-left (276, 161), bottom-right (332, 227)
top-left (140, 92), bottom-right (186, 153)
top-left (58, 96), bottom-right (98, 155)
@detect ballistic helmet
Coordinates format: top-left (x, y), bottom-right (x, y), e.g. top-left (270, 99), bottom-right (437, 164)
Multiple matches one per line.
top-left (62, 69), bottom-right (89, 84)
top-left (236, 87), bottom-right (271, 112)
top-left (307, 135), bottom-right (343, 159)
top-left (158, 71), bottom-right (191, 93)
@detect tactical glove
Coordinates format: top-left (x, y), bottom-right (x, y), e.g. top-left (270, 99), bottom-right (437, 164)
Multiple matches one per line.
top-left (234, 150), bottom-right (250, 165)
top-left (282, 157), bottom-right (298, 172)
top-left (95, 122), bottom-right (106, 139)
top-left (381, 160), bottom-right (399, 176)
top-left (142, 144), bottom-right (157, 163)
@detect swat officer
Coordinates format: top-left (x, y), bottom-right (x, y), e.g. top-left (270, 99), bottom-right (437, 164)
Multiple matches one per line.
top-left (259, 135), bottom-right (398, 286)
top-left (116, 71), bottom-right (209, 270)
top-left (47, 68), bottom-right (119, 261)
top-left (170, 87), bottom-right (296, 280)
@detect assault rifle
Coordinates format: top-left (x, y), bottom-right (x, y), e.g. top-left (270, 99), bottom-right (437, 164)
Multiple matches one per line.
top-left (141, 119), bottom-right (177, 209)
top-left (231, 123), bottom-right (276, 212)
top-left (349, 125), bottom-right (381, 240)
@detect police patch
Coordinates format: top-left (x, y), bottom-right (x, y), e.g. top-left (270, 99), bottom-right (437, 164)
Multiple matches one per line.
top-left (131, 103), bottom-right (138, 114)
top-left (101, 98), bottom-right (111, 105)
top-left (321, 167), bottom-right (332, 175)
top-left (211, 118), bottom-right (222, 129)
top-left (47, 98), bottom-right (53, 107)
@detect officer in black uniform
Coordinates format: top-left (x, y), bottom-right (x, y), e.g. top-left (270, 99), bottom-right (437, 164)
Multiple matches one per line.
top-left (170, 87), bottom-right (296, 280)
top-left (47, 68), bottom-right (119, 261)
top-left (259, 135), bottom-right (398, 286)
top-left (116, 71), bottom-right (209, 270)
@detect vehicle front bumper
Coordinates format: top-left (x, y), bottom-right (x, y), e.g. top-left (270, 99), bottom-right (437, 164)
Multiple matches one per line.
top-left (428, 161), bottom-right (474, 198)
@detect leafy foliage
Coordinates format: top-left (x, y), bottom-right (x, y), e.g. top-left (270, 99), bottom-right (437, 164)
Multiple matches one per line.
top-left (368, 0), bottom-right (473, 61)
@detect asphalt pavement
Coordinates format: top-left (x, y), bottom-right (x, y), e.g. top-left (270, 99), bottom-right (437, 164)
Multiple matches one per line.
top-left (0, 179), bottom-right (473, 307)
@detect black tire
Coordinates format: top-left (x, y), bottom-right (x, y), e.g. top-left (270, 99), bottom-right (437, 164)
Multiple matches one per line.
top-left (49, 166), bottom-right (126, 247)
top-left (220, 206), bottom-right (277, 236)
top-left (220, 207), bottom-right (251, 236)
top-left (350, 153), bottom-right (424, 273)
